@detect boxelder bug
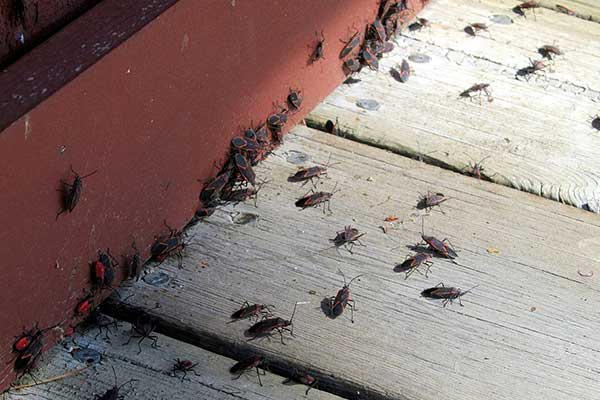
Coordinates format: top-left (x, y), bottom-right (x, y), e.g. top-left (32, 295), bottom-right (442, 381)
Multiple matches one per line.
top-left (230, 355), bottom-right (265, 386)
top-left (245, 302), bottom-right (307, 345)
top-left (14, 335), bottom-right (43, 375)
top-left (329, 226), bottom-right (366, 254)
top-left (538, 45), bottom-right (562, 60)
top-left (339, 31), bottom-right (362, 59)
top-left (12, 323), bottom-right (58, 354)
top-left (516, 58), bottom-right (546, 80)
top-left (416, 192), bottom-right (449, 213)
top-left (127, 241), bottom-right (142, 281)
top-left (360, 46), bottom-right (379, 70)
top-left (370, 19), bottom-right (387, 42)
top-left (287, 88), bottom-right (303, 111)
top-left (92, 249), bottom-right (118, 290)
top-left (556, 4), bottom-right (575, 16)
top-left (420, 217), bottom-right (458, 259)
top-left (79, 307), bottom-right (119, 340)
top-left (97, 366), bottom-right (138, 400)
top-left (343, 58), bottom-right (362, 74)
top-left (199, 168), bottom-right (233, 204)
top-left (172, 358), bottom-right (201, 381)
top-left (391, 59), bottom-right (410, 83)
top-left (513, 1), bottom-right (539, 18)
top-left (233, 153), bottom-right (256, 186)
top-left (394, 253), bottom-right (433, 279)
top-left (287, 155), bottom-right (335, 187)
top-left (283, 370), bottom-right (318, 395)
top-left (328, 270), bottom-right (363, 323)
top-left (310, 30), bottom-right (325, 63)
top-left (230, 301), bottom-right (275, 322)
top-left (460, 83), bottom-right (492, 104)
top-left (123, 316), bottom-right (159, 354)
top-left (463, 153), bottom-right (493, 180)
top-left (56, 166), bottom-right (97, 220)
top-left (151, 223), bottom-right (186, 268)
top-left (295, 183), bottom-right (339, 213)
top-left (591, 114), bottom-right (600, 131)
top-left (464, 23), bottom-right (488, 36)
top-left (421, 282), bottom-right (478, 307)
top-left (408, 18), bottom-right (430, 32)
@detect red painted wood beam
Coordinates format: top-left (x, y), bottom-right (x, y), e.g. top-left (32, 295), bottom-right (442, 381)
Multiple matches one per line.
top-left (0, 0), bottom-right (426, 390)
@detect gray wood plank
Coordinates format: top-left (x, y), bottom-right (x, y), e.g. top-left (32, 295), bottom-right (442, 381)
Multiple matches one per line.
top-left (3, 319), bottom-right (341, 400)
top-left (307, 0), bottom-right (600, 210)
top-left (103, 127), bottom-right (600, 400)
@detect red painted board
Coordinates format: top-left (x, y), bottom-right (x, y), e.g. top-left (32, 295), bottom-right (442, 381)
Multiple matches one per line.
top-left (0, 0), bottom-right (427, 390)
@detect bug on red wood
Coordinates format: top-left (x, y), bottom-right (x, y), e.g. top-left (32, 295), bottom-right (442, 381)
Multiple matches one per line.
top-left (230, 301), bottom-right (275, 322)
top-left (459, 83), bottom-right (493, 104)
top-left (56, 166), bottom-right (97, 220)
top-left (233, 153), bottom-right (256, 186)
top-left (283, 370), bottom-right (318, 395)
top-left (416, 192), bottom-right (449, 213)
top-left (556, 4), bottom-right (575, 16)
top-left (245, 302), bottom-right (306, 345)
top-left (370, 18), bottom-right (387, 42)
top-left (513, 1), bottom-right (539, 17)
top-left (329, 226), bottom-right (366, 254)
top-left (14, 334), bottom-right (43, 376)
top-left (127, 241), bottom-right (142, 281)
top-left (408, 17), bottom-right (431, 32)
top-left (97, 366), bottom-right (138, 400)
top-left (421, 282), bottom-right (478, 307)
top-left (172, 358), bottom-right (201, 381)
top-left (151, 222), bottom-right (187, 268)
top-left (310, 30), bottom-right (325, 63)
top-left (328, 270), bottom-right (363, 323)
top-left (295, 184), bottom-right (339, 213)
top-left (394, 252), bottom-right (433, 279)
top-left (343, 58), bottom-right (362, 74)
top-left (12, 323), bottom-right (58, 354)
top-left (516, 58), bottom-right (546, 80)
top-left (123, 316), bottom-right (159, 354)
top-left (230, 355), bottom-right (265, 386)
top-left (390, 59), bottom-right (410, 83)
top-left (287, 88), bottom-right (303, 111)
top-left (463, 153), bottom-right (494, 180)
top-left (92, 249), bottom-right (119, 290)
top-left (464, 23), bottom-right (488, 36)
top-left (267, 109), bottom-right (289, 142)
top-left (360, 46), bottom-right (379, 70)
top-left (75, 293), bottom-right (95, 316)
top-left (199, 167), bottom-right (233, 204)
top-left (339, 31), bottom-right (362, 59)
top-left (538, 45), bottom-right (562, 60)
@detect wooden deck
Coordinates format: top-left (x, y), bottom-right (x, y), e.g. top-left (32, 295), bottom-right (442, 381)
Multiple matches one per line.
top-left (6, 1), bottom-right (600, 399)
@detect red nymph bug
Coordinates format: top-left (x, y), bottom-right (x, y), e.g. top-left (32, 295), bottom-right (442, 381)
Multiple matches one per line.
top-left (12, 323), bottom-right (58, 353)
top-left (329, 226), bottom-right (366, 254)
top-left (328, 270), bottom-right (363, 323)
top-left (459, 83), bottom-right (492, 103)
top-left (538, 45), bottom-right (562, 60)
top-left (408, 18), bottom-right (430, 32)
top-left (463, 153), bottom-right (494, 180)
top-left (14, 335), bottom-right (43, 375)
top-left (245, 301), bottom-right (307, 345)
top-left (75, 294), bottom-right (94, 316)
top-left (556, 4), bottom-right (575, 16)
top-left (391, 59), bottom-right (410, 83)
top-left (421, 282), bottom-right (478, 307)
top-left (97, 366), bottom-right (138, 400)
top-left (360, 46), bottom-right (379, 70)
top-left (343, 58), bottom-right (362, 74)
top-left (339, 31), bottom-right (362, 59)
top-left (151, 223), bottom-right (187, 268)
top-left (123, 316), bottom-right (159, 354)
top-left (233, 153), bottom-right (256, 186)
top-left (394, 253), bottom-right (433, 279)
top-left (287, 88), bottom-right (303, 111)
top-left (230, 355), bottom-right (265, 386)
top-left (295, 184), bottom-right (339, 213)
top-left (92, 249), bottom-right (119, 290)
top-left (230, 301), bottom-right (275, 322)
top-left (416, 192), bottom-right (449, 213)
top-left (56, 166), bottom-right (97, 220)
top-left (283, 370), bottom-right (318, 395)
top-left (172, 359), bottom-right (201, 381)
top-left (464, 23), bottom-right (488, 36)
top-left (310, 30), bottom-right (325, 63)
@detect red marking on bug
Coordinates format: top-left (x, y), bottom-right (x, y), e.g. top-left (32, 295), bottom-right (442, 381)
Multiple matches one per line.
top-left (339, 31), bottom-right (362, 59)
top-left (328, 270), bottom-right (363, 323)
top-left (421, 282), bottom-right (478, 307)
top-left (295, 184), bottom-right (339, 213)
top-left (245, 302), bottom-right (307, 345)
top-left (395, 252), bottom-right (433, 279)
top-left (230, 355), bottom-right (265, 386)
top-left (465, 23), bottom-right (488, 36)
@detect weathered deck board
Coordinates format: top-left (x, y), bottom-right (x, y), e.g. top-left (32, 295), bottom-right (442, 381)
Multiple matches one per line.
top-left (307, 0), bottom-right (600, 210)
top-left (106, 127), bottom-right (600, 400)
top-left (4, 320), bottom-right (341, 400)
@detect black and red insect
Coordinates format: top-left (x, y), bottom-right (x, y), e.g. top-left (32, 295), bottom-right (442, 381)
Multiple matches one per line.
top-left (391, 59), bottom-right (410, 83)
top-left (287, 88), bottom-right (303, 111)
top-left (394, 252), bottom-right (433, 279)
top-left (92, 249), bottom-right (119, 290)
top-left (295, 185), bottom-right (339, 213)
top-left (199, 167), bottom-right (233, 204)
top-left (97, 366), bottom-right (138, 400)
top-left (172, 358), bottom-right (201, 381)
top-left (12, 323), bottom-right (57, 354)
top-left (360, 46), bottom-right (379, 70)
top-left (151, 223), bottom-right (186, 267)
top-left (592, 114), bottom-right (600, 131)
top-left (14, 334), bottom-right (43, 376)
top-left (230, 301), bottom-right (275, 322)
top-left (538, 45), bottom-right (562, 60)
top-left (416, 192), bottom-right (449, 213)
top-left (464, 23), bottom-right (488, 36)
top-left (463, 154), bottom-right (492, 180)
top-left (123, 316), bottom-right (159, 354)
top-left (230, 355), bottom-right (265, 386)
top-left (79, 307), bottom-right (119, 340)
top-left (408, 17), bottom-right (431, 32)
top-left (370, 18), bottom-right (387, 42)
top-left (516, 58), bottom-right (546, 80)
top-left (330, 226), bottom-right (366, 254)
top-left (231, 136), bottom-right (262, 153)
top-left (513, 1), bottom-right (539, 17)
top-left (220, 184), bottom-right (263, 206)
top-left (56, 166), bottom-right (97, 220)
top-left (419, 218), bottom-right (458, 260)
top-left (339, 31), bottom-right (362, 59)
top-left (343, 58), bottom-right (362, 74)
top-left (310, 30), bottom-right (325, 63)
top-left (233, 153), bottom-right (256, 186)
top-left (460, 83), bottom-right (492, 103)
top-left (283, 370), bottom-right (318, 395)
top-left (328, 270), bottom-right (362, 323)
top-left (421, 283), bottom-right (478, 307)
top-left (287, 156), bottom-right (334, 187)
top-left (245, 302), bottom-right (304, 345)
top-left (75, 293), bottom-right (95, 316)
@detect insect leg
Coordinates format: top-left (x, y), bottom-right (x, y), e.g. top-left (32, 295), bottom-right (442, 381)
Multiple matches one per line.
top-left (255, 367), bottom-right (263, 386)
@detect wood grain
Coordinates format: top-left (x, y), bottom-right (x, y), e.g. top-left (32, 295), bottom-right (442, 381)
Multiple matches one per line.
top-left (307, 0), bottom-right (600, 210)
top-left (105, 127), bottom-right (600, 400)
top-left (4, 319), bottom-right (341, 400)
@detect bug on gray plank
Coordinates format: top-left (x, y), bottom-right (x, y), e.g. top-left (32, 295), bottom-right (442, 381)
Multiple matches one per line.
top-left (230, 355), bottom-right (265, 386)
top-left (230, 301), bottom-right (275, 322)
top-left (416, 191), bottom-right (449, 213)
top-left (97, 366), bottom-right (137, 400)
top-left (464, 23), bottom-right (488, 36)
top-left (172, 359), bottom-right (201, 381)
top-left (245, 302), bottom-right (307, 345)
top-left (516, 58), bottom-right (546, 80)
top-left (123, 316), bottom-right (159, 354)
top-left (538, 45), bottom-right (562, 60)
top-left (463, 153), bottom-right (493, 180)
top-left (394, 252), bottom-right (433, 279)
top-left (283, 370), bottom-right (318, 395)
top-left (460, 83), bottom-right (492, 104)
top-left (328, 270), bottom-right (363, 323)
top-left (421, 282), bottom-right (478, 307)
top-left (513, 1), bottom-right (540, 18)
top-left (592, 114), bottom-right (600, 131)
top-left (329, 226), bottom-right (366, 254)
